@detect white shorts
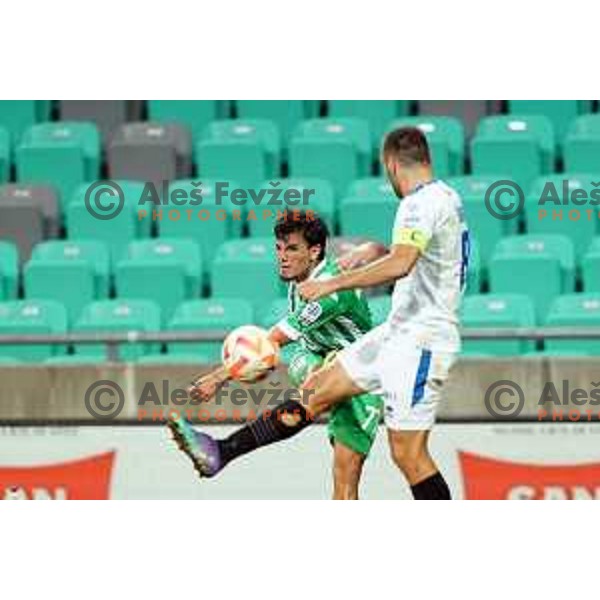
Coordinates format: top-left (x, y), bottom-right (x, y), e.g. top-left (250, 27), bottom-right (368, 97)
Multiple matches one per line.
top-left (337, 324), bottom-right (457, 431)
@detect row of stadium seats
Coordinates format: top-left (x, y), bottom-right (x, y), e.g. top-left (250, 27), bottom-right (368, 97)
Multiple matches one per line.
top-left (0, 237), bottom-right (283, 325)
top-left (2, 112), bottom-right (600, 199)
top-left (371, 293), bottom-right (600, 356)
top-left (0, 100), bottom-right (594, 146)
top-left (1, 232), bottom-right (599, 327)
top-left (2, 171), bottom-right (599, 269)
top-left (0, 290), bottom-right (598, 364)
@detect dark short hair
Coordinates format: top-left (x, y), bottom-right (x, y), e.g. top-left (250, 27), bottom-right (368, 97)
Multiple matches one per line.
top-left (383, 126), bottom-right (431, 166)
top-left (274, 211), bottom-right (329, 261)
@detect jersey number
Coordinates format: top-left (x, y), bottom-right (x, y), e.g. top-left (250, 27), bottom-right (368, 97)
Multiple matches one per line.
top-left (459, 230), bottom-right (471, 292)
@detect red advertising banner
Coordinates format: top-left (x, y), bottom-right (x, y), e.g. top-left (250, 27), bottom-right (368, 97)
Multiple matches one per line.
top-left (0, 452), bottom-right (115, 500)
top-left (459, 451), bottom-right (600, 500)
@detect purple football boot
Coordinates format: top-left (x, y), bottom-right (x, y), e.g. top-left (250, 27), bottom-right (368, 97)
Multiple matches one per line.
top-left (167, 413), bottom-right (224, 478)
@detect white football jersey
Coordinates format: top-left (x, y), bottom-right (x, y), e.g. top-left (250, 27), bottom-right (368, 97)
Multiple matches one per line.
top-left (385, 180), bottom-right (470, 352)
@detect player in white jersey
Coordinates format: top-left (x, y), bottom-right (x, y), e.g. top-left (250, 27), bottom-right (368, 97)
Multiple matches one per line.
top-left (297, 127), bottom-right (470, 499)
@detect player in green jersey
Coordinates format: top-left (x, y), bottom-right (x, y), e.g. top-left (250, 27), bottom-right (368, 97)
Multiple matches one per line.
top-left (169, 211), bottom-right (384, 499)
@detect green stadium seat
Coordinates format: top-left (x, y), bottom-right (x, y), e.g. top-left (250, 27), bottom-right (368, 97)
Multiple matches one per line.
top-left (387, 116), bottom-right (465, 176)
top-left (0, 101), bottom-right (50, 143)
top-left (259, 297), bottom-right (289, 328)
top-left (489, 234), bottom-right (575, 320)
top-left (127, 239), bottom-right (202, 295)
top-left (168, 298), bottom-right (253, 361)
top-left (461, 294), bottom-right (536, 355)
top-left (115, 239), bottom-right (202, 323)
top-left (30, 240), bottom-right (110, 297)
top-left (564, 115), bottom-right (600, 172)
top-left (16, 122), bottom-right (101, 206)
top-left (471, 116), bottom-right (555, 189)
top-left (368, 295), bottom-right (392, 326)
top-left (73, 299), bottom-right (161, 361)
top-left (347, 177), bottom-right (395, 199)
top-left (197, 119), bottom-right (281, 188)
top-left (0, 127), bottom-right (9, 183)
top-left (24, 256), bottom-right (100, 327)
top-left (248, 178), bottom-right (336, 237)
top-left (582, 238), bottom-right (600, 292)
top-left (343, 177), bottom-right (398, 245)
top-left (67, 181), bottom-right (149, 262)
top-left (26, 122), bottom-right (101, 176)
top-left (290, 118), bottom-right (371, 196)
top-left (0, 299), bottom-right (67, 362)
top-left (0, 241), bottom-right (18, 300)
top-left (235, 101), bottom-right (319, 148)
top-left (447, 175), bottom-right (515, 270)
top-left (329, 101), bottom-right (410, 150)
top-left (525, 174), bottom-right (598, 257)
top-left (211, 238), bottom-right (285, 309)
top-left (544, 293), bottom-right (600, 355)
top-left (147, 101), bottom-right (226, 139)
top-left (339, 194), bottom-right (397, 245)
top-left (158, 179), bottom-right (241, 269)
top-left (508, 100), bottom-right (591, 143)
top-left (584, 237), bottom-right (600, 253)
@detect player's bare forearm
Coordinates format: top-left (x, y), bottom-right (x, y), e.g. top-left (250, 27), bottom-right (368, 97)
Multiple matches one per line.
top-left (299, 245), bottom-right (420, 302)
top-left (337, 249), bottom-right (415, 290)
top-left (191, 364), bottom-right (230, 386)
top-left (188, 365), bottom-right (231, 403)
top-left (339, 244), bottom-right (420, 290)
top-left (337, 241), bottom-right (388, 270)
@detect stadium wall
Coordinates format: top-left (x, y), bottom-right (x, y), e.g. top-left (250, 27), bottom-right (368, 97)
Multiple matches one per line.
top-left (0, 356), bottom-right (599, 421)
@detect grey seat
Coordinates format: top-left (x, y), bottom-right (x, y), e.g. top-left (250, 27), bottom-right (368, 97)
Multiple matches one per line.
top-left (0, 184), bottom-right (60, 237)
top-left (0, 203), bottom-right (46, 263)
top-left (108, 122), bottom-right (192, 186)
top-left (416, 100), bottom-right (502, 139)
top-left (0, 101), bottom-right (51, 144)
top-left (59, 100), bottom-right (143, 143)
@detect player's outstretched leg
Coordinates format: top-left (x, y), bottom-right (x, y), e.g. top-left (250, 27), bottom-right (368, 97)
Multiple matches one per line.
top-left (387, 429), bottom-right (451, 500)
top-left (169, 358), bottom-right (363, 479)
top-left (167, 397), bottom-right (314, 479)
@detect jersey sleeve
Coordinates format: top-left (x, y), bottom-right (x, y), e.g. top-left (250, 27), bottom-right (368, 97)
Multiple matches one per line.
top-left (392, 196), bottom-right (437, 253)
top-left (276, 292), bottom-right (346, 339)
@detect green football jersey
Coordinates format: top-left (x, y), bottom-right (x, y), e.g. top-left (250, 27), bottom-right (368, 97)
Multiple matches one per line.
top-left (276, 257), bottom-right (373, 356)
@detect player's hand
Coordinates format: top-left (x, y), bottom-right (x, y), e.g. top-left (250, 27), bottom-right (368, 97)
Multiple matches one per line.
top-left (187, 372), bottom-right (223, 403)
top-left (297, 278), bottom-right (337, 302)
top-left (337, 242), bottom-right (386, 270)
top-left (337, 246), bottom-right (369, 270)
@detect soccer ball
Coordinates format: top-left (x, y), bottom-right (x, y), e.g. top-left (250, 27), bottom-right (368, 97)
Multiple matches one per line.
top-left (222, 325), bottom-right (279, 383)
